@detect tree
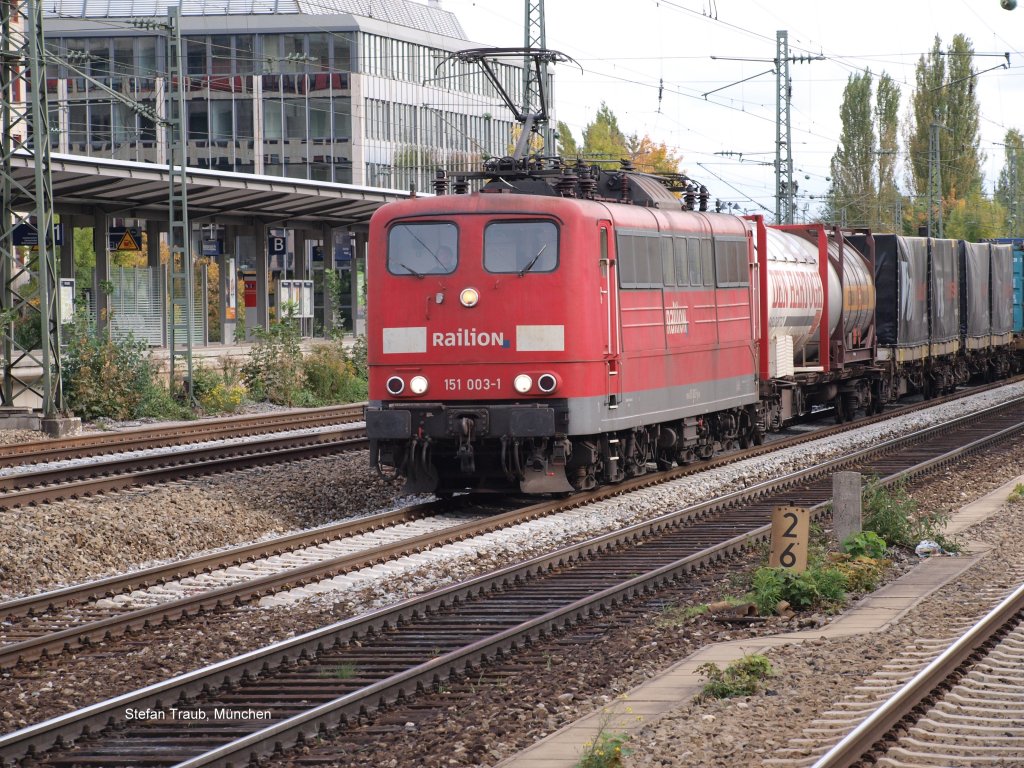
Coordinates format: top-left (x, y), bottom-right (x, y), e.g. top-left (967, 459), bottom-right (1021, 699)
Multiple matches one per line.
top-left (581, 102), bottom-right (628, 163)
top-left (995, 128), bottom-right (1024, 236)
top-left (906, 34), bottom-right (985, 231)
top-left (555, 120), bottom-right (578, 158)
top-left (875, 73), bottom-right (901, 232)
top-left (625, 133), bottom-right (681, 175)
top-left (829, 71), bottom-right (876, 228)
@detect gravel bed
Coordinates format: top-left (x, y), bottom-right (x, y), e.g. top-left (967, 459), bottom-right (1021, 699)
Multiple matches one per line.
top-left (0, 452), bottom-right (405, 599)
top-left (2, 385), bottom-right (1024, 744)
top-left (265, 445), bottom-right (1024, 768)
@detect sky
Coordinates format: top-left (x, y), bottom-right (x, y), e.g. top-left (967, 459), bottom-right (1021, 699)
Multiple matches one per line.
top-left (438, 0), bottom-right (1024, 220)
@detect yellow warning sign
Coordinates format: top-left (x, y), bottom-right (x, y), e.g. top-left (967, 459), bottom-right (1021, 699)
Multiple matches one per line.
top-left (115, 230), bottom-right (141, 251)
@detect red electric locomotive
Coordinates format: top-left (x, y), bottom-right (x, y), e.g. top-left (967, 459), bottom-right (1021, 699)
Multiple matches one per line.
top-left (365, 164), bottom-right (876, 495)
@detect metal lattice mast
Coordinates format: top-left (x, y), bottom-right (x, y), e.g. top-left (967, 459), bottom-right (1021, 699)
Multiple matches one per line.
top-left (166, 4), bottom-right (194, 396)
top-left (523, 0), bottom-right (552, 151)
top-left (927, 112), bottom-right (944, 238)
top-left (775, 30), bottom-right (794, 225)
top-left (1, 0), bottom-right (63, 416)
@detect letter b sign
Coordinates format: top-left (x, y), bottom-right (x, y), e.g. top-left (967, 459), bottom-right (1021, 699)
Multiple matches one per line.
top-left (268, 235), bottom-right (286, 257)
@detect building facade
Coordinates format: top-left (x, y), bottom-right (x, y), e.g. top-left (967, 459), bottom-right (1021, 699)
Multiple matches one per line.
top-left (42, 0), bottom-right (529, 193)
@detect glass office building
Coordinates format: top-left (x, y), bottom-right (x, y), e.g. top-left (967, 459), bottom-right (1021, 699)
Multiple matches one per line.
top-left (43, 0), bottom-right (527, 192)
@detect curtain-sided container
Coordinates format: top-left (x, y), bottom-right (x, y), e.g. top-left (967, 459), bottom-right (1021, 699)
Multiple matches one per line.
top-left (959, 241), bottom-right (991, 350)
top-left (873, 234), bottom-right (929, 360)
top-left (989, 242), bottom-right (1014, 345)
top-left (928, 238), bottom-right (960, 356)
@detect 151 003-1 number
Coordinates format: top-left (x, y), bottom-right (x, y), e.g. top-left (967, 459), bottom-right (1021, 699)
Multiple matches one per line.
top-left (444, 377), bottom-right (501, 392)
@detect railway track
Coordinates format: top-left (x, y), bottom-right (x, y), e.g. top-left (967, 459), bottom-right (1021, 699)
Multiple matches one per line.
top-left (4, 393), bottom-right (1024, 766)
top-left (0, 416), bottom-right (368, 511)
top-left (0, 404), bottom-right (365, 466)
top-left (4, 383), bottom-right (1019, 675)
top-left (787, 579), bottom-right (1024, 768)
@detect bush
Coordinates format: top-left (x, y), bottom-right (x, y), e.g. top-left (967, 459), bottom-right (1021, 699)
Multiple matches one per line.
top-left (189, 363), bottom-right (246, 414)
top-left (61, 314), bottom-right (158, 420)
top-left (831, 554), bottom-right (887, 593)
top-left (842, 530), bottom-right (887, 559)
top-left (697, 654), bottom-right (773, 701)
top-left (242, 312), bottom-right (304, 405)
top-left (863, 479), bottom-right (961, 552)
top-left (302, 339), bottom-right (368, 405)
top-left (750, 565), bottom-right (846, 615)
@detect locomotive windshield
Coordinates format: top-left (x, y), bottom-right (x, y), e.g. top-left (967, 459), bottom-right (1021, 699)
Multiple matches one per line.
top-left (387, 222), bottom-right (458, 276)
top-left (484, 221), bottom-right (559, 274)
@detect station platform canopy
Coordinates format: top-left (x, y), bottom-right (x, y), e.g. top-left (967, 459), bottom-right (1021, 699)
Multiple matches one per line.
top-left (9, 150), bottom-right (414, 228)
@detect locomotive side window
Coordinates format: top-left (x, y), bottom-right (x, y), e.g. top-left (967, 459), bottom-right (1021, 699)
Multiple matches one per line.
top-left (661, 238), bottom-right (675, 286)
top-left (700, 239), bottom-right (715, 286)
top-left (687, 238), bottom-right (702, 286)
top-left (713, 238), bottom-right (750, 287)
top-left (484, 220), bottom-right (558, 274)
top-left (387, 222), bottom-right (458, 276)
top-left (673, 237), bottom-right (689, 286)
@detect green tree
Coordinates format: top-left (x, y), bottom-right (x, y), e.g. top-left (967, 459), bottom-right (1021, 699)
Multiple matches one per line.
top-left (829, 70), bottom-right (876, 229)
top-left (875, 73), bottom-right (902, 232)
top-left (906, 36), bottom-right (946, 199)
top-left (555, 120), bottom-right (578, 158)
top-left (995, 128), bottom-right (1024, 236)
top-left (581, 102), bottom-right (628, 163)
top-left (906, 34), bottom-right (985, 229)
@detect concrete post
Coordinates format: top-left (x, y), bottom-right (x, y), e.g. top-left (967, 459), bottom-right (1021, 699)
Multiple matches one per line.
top-left (832, 471), bottom-right (863, 548)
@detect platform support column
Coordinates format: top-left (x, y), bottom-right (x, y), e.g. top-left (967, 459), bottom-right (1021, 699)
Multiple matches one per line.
top-left (91, 210), bottom-right (110, 335)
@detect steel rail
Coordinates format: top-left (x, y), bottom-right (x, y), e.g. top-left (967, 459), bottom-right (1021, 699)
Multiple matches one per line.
top-left (0, 499), bottom-right (447, 621)
top-left (0, 426), bottom-right (368, 510)
top-left (809, 581), bottom-right (1024, 768)
top-left (0, 404), bottom-right (365, 466)
top-left (3, 396), bottom-right (1023, 765)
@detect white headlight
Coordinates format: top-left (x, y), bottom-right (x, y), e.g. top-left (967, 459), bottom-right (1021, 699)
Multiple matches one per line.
top-left (409, 375), bottom-right (429, 395)
top-left (513, 374), bottom-right (533, 394)
top-left (460, 287), bottom-right (480, 307)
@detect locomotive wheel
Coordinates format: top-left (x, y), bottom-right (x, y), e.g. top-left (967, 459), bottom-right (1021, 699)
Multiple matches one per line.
top-left (833, 396), bottom-right (846, 424)
top-left (738, 410), bottom-right (756, 449)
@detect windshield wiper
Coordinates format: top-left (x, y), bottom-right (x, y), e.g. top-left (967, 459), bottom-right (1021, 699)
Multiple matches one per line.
top-left (518, 243), bottom-right (548, 277)
top-left (400, 262), bottom-right (424, 279)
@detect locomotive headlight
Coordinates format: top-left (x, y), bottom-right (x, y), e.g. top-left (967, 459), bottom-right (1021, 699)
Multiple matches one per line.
top-left (513, 374), bottom-right (533, 394)
top-left (386, 376), bottom-right (405, 396)
top-left (459, 287), bottom-right (480, 307)
top-left (537, 373), bottom-right (558, 394)
top-left (409, 375), bottom-right (429, 395)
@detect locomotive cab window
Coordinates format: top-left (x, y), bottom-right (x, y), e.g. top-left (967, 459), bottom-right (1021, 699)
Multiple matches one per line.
top-left (484, 220), bottom-right (559, 274)
top-left (387, 222), bottom-right (458, 276)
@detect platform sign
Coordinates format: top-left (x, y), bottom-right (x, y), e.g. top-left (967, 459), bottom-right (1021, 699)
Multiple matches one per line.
top-left (268, 235), bottom-right (286, 270)
top-left (13, 221), bottom-right (64, 247)
top-left (769, 505), bottom-right (810, 573)
top-left (225, 258), bottom-right (237, 321)
top-left (59, 278), bottom-right (75, 323)
top-left (108, 227), bottom-right (141, 251)
top-left (202, 238), bottom-right (223, 256)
